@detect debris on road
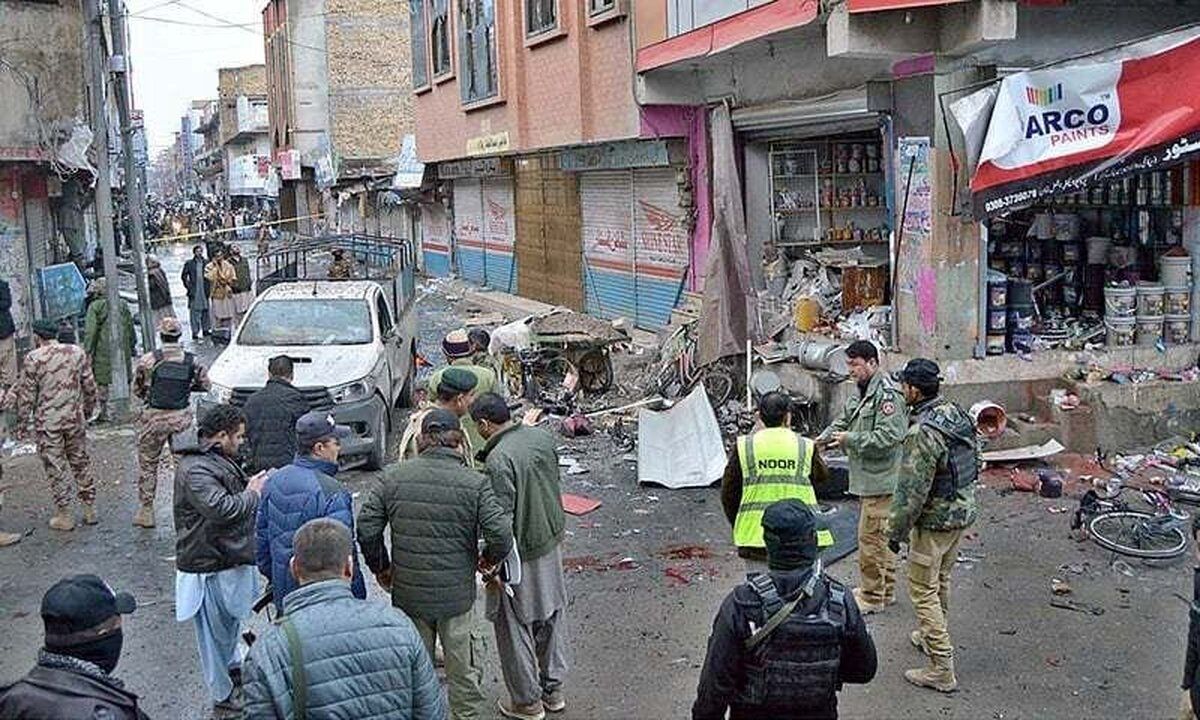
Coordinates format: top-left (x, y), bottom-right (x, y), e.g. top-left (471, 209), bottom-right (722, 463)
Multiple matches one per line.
top-left (1051, 578), bottom-right (1073, 595)
top-left (983, 440), bottom-right (1067, 464)
top-left (562, 493), bottom-right (602, 516)
top-left (637, 387), bottom-right (726, 489)
top-left (1050, 598), bottom-right (1105, 616)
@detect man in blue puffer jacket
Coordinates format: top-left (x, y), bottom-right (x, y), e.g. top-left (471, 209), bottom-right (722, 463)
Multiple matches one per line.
top-left (256, 411), bottom-right (366, 613)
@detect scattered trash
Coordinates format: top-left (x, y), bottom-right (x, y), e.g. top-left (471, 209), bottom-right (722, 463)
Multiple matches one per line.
top-left (638, 387), bottom-right (726, 489)
top-left (561, 493), bottom-right (602, 516)
top-left (999, 628), bottom-right (1018, 636)
top-left (1047, 506), bottom-right (1070, 514)
top-left (1051, 578), bottom-right (1073, 595)
top-left (983, 439), bottom-right (1067, 464)
top-left (559, 414), bottom-right (593, 438)
top-left (1110, 559), bottom-right (1135, 577)
top-left (1038, 469), bottom-right (1064, 498)
top-left (1050, 598), bottom-right (1105, 616)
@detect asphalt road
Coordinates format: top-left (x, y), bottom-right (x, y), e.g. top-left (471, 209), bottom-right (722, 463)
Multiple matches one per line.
top-left (0, 274), bottom-right (1193, 719)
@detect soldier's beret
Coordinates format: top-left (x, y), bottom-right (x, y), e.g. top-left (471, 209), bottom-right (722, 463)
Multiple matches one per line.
top-left (32, 319), bottom-right (58, 339)
top-left (438, 367), bottom-right (478, 395)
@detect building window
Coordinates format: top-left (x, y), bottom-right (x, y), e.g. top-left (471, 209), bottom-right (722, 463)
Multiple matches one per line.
top-left (589, 0), bottom-right (615, 15)
top-left (431, 0), bottom-right (452, 77)
top-left (411, 0), bottom-right (430, 89)
top-left (526, 0), bottom-right (556, 36)
top-left (459, 0), bottom-right (499, 105)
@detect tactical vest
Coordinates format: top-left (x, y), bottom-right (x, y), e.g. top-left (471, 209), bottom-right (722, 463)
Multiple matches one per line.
top-left (918, 400), bottom-right (979, 501)
top-left (735, 571), bottom-right (846, 714)
top-left (148, 350), bottom-right (196, 410)
top-left (734, 428), bottom-right (833, 548)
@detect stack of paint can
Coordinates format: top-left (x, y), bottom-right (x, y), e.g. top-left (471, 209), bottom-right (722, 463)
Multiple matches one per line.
top-left (1006, 278), bottom-right (1035, 353)
top-left (986, 271), bottom-right (1007, 355)
top-left (1161, 250), bottom-right (1192, 345)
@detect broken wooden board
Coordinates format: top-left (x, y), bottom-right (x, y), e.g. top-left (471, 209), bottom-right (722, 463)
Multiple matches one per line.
top-left (981, 439), bottom-right (1066, 464)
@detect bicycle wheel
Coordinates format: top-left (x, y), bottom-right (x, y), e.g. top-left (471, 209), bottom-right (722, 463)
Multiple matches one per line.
top-left (700, 364), bottom-right (736, 407)
top-left (1088, 511), bottom-right (1188, 559)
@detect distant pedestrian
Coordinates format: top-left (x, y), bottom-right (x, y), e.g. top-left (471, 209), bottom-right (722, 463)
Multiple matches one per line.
top-left (243, 355), bottom-right (311, 473)
top-left (472, 393), bottom-right (570, 720)
top-left (0, 277), bottom-right (18, 387)
top-left (0, 574), bottom-right (148, 719)
top-left (692, 500), bottom-right (877, 720)
top-left (467, 327), bottom-right (501, 378)
top-left (256, 222), bottom-right (271, 256)
top-left (146, 255), bottom-right (176, 327)
top-left (399, 366), bottom-right (480, 463)
top-left (82, 277), bottom-right (137, 423)
top-left (816, 340), bottom-right (907, 614)
top-left (229, 245), bottom-right (253, 323)
top-left (723, 391), bottom-right (832, 573)
top-left (205, 247), bottom-right (239, 331)
top-left (328, 248), bottom-right (354, 280)
top-left (174, 404), bottom-right (268, 718)
top-left (244, 518), bottom-right (446, 720)
top-left (358, 408), bottom-right (513, 720)
top-left (14, 319), bottom-right (98, 532)
top-left (255, 411), bottom-right (366, 613)
top-left (889, 358), bottom-right (979, 693)
top-left (132, 317), bottom-right (210, 528)
top-left (182, 244), bottom-right (212, 339)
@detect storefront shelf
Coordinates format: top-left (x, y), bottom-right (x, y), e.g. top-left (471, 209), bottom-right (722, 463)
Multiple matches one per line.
top-left (778, 240), bottom-right (888, 247)
top-left (776, 206), bottom-right (886, 215)
top-left (774, 173), bottom-right (883, 179)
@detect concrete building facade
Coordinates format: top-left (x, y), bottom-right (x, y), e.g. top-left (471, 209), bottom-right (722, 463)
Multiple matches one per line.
top-left (218, 65), bottom-right (274, 205)
top-left (263, 0), bottom-right (414, 238)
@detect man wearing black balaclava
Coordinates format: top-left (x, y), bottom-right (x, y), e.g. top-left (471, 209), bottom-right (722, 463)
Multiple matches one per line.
top-left (693, 500), bottom-right (878, 720)
top-left (0, 574), bottom-right (149, 719)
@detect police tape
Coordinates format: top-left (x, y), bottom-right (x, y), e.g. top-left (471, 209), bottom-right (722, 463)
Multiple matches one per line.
top-left (144, 213), bottom-right (325, 246)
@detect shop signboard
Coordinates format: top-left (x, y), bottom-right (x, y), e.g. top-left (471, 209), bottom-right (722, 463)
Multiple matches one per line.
top-left (847, 0), bottom-right (966, 12)
top-left (278, 149), bottom-right (300, 180)
top-left (559, 140), bottom-right (670, 172)
top-left (953, 27), bottom-right (1200, 219)
top-left (37, 263), bottom-right (86, 321)
top-left (437, 157), bottom-right (512, 179)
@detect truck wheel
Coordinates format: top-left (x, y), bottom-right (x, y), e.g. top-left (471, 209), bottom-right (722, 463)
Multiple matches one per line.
top-left (365, 401), bottom-right (389, 470)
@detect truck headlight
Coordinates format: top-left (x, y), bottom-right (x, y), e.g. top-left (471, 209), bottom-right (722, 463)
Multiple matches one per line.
top-left (206, 382), bottom-right (233, 405)
top-left (330, 377), bottom-right (375, 404)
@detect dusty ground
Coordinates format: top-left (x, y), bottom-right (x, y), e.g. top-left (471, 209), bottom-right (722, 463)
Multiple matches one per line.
top-left (0, 267), bottom-right (1193, 718)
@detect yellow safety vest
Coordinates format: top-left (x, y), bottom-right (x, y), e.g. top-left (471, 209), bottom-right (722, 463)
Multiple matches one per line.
top-left (734, 427), bottom-right (833, 549)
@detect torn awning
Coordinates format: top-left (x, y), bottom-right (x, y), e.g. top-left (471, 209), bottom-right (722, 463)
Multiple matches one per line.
top-left (952, 25), bottom-right (1200, 219)
top-left (636, 0), bottom-right (818, 73)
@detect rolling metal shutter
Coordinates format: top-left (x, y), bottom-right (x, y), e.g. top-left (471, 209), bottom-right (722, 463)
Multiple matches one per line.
top-left (581, 171), bottom-right (637, 322)
top-left (631, 167), bottom-right (689, 328)
top-left (453, 179), bottom-right (485, 284)
top-left (481, 177), bottom-right (516, 293)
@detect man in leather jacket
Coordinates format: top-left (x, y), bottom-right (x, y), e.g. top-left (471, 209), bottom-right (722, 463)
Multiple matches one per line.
top-left (0, 574), bottom-right (149, 719)
top-left (693, 500), bottom-right (877, 720)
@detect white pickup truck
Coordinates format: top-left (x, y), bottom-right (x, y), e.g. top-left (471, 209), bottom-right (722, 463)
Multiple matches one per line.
top-left (201, 237), bottom-right (417, 469)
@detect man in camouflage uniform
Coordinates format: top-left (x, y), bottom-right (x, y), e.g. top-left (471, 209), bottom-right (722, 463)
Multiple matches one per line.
top-left (131, 317), bottom-right (210, 528)
top-left (14, 319), bottom-right (99, 531)
top-left (888, 358), bottom-right (979, 693)
top-left (817, 340), bottom-right (908, 614)
top-left (328, 249), bottom-right (355, 280)
top-left (398, 367), bottom-right (479, 466)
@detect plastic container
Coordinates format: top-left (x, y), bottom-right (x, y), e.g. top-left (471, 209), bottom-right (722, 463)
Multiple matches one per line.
top-left (1165, 286), bottom-right (1192, 315)
top-left (1104, 285), bottom-right (1137, 318)
top-left (1161, 253), bottom-right (1193, 288)
top-left (1105, 316), bottom-right (1136, 347)
top-left (794, 296), bottom-right (820, 332)
top-left (1086, 237), bottom-right (1111, 264)
top-left (1165, 314), bottom-right (1191, 345)
top-left (1136, 282), bottom-right (1165, 317)
top-left (1135, 315), bottom-right (1163, 347)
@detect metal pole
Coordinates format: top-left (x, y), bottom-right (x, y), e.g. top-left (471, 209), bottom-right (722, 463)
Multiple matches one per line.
top-left (84, 0), bottom-right (131, 414)
top-left (107, 0), bottom-right (156, 352)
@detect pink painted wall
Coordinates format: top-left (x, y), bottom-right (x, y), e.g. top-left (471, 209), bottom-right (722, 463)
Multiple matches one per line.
top-left (639, 105), bottom-right (711, 292)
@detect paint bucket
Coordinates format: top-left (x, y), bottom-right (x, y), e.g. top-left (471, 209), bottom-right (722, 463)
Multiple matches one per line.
top-left (986, 334), bottom-right (1006, 356)
top-left (1166, 286), bottom-right (1192, 315)
top-left (1086, 237), bottom-right (1111, 265)
top-left (794, 296), bottom-right (820, 332)
top-left (988, 308), bottom-right (1008, 333)
top-left (1135, 315), bottom-right (1163, 347)
top-left (1007, 302), bottom-right (1035, 353)
top-left (1008, 278), bottom-right (1033, 307)
top-left (1104, 285), bottom-right (1136, 318)
top-left (1160, 253), bottom-right (1192, 288)
top-left (1165, 314), bottom-right (1191, 345)
top-left (1105, 316), bottom-right (1136, 348)
top-left (797, 341), bottom-right (847, 373)
top-left (1136, 282), bottom-right (1165, 317)
top-left (987, 271), bottom-right (1008, 308)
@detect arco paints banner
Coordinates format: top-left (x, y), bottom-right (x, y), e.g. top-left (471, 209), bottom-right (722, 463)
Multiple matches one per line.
top-left (953, 26), bottom-right (1200, 219)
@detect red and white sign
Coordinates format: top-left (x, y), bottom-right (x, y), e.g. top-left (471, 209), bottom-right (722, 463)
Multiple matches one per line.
top-left (277, 149), bottom-right (300, 181)
top-left (956, 27), bottom-right (1200, 218)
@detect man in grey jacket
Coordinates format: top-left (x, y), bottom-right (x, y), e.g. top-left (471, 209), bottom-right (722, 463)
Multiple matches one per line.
top-left (243, 518), bottom-right (445, 720)
top-left (358, 408), bottom-right (512, 720)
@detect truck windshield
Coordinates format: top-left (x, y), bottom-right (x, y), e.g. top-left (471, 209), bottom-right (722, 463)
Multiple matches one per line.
top-left (238, 299), bottom-right (372, 346)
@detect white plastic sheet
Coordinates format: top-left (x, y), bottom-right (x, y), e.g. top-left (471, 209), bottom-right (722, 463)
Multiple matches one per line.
top-left (637, 386), bottom-right (726, 489)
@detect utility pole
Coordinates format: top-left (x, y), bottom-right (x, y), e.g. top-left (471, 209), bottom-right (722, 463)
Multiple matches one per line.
top-left (107, 0), bottom-right (156, 352)
top-left (84, 0), bottom-right (131, 414)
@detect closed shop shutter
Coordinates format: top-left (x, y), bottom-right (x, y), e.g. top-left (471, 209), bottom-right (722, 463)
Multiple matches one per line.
top-left (515, 154), bottom-right (583, 309)
top-left (453, 179), bottom-right (485, 284)
top-left (421, 203), bottom-right (452, 277)
top-left (631, 168), bottom-right (689, 328)
top-left (581, 171), bottom-right (636, 322)
top-left (481, 177), bottom-right (516, 293)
